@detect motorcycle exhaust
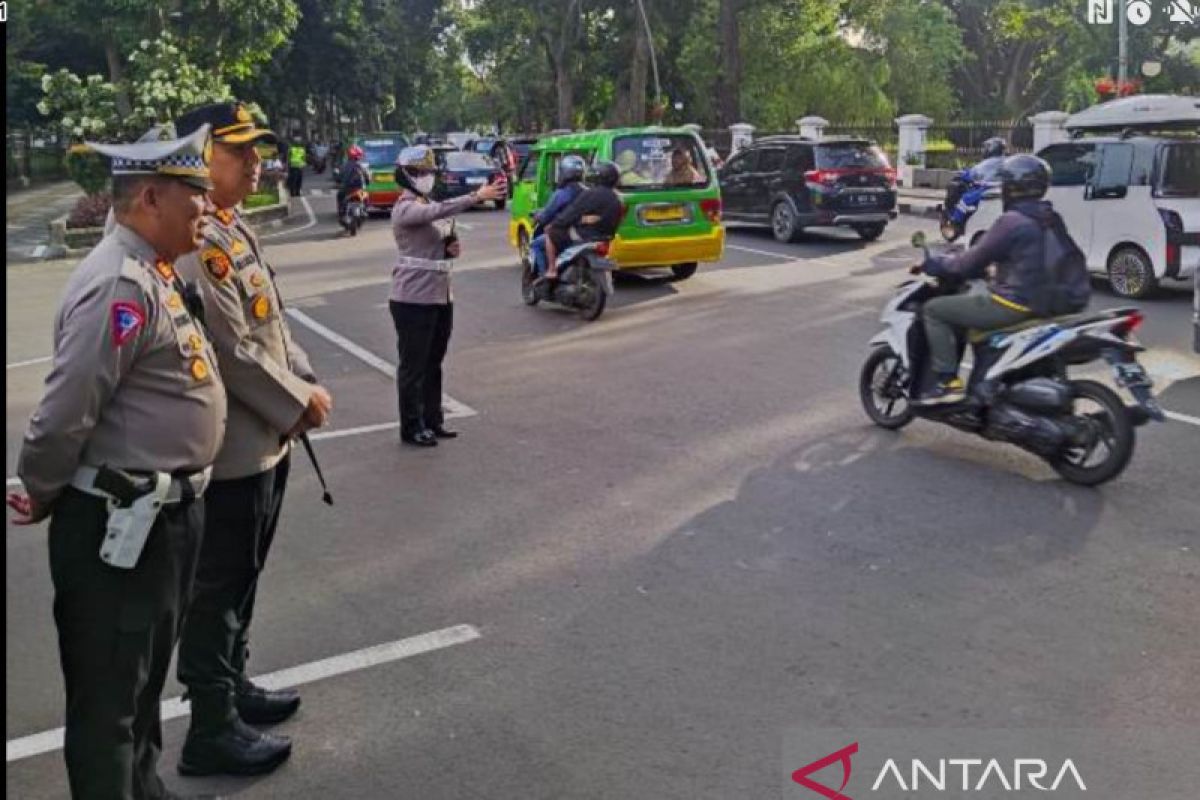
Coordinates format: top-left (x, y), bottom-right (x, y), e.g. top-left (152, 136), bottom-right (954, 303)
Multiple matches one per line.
top-left (984, 403), bottom-right (1068, 457)
top-left (1003, 378), bottom-right (1072, 414)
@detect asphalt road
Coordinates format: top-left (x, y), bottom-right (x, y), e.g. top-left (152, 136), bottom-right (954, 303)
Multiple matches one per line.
top-left (6, 185), bottom-right (1199, 799)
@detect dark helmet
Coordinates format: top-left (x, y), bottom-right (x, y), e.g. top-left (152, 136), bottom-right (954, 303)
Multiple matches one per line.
top-left (981, 137), bottom-right (1009, 159)
top-left (556, 154), bottom-right (587, 187)
top-left (997, 154), bottom-right (1051, 208)
top-left (587, 159), bottom-right (620, 188)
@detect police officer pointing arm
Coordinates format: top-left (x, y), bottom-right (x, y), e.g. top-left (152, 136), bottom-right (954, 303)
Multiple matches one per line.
top-left (8, 126), bottom-right (226, 800)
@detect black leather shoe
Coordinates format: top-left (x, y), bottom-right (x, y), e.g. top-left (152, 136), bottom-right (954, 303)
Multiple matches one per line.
top-left (178, 719), bottom-right (292, 777)
top-left (236, 682), bottom-right (301, 725)
top-left (401, 430), bottom-right (438, 447)
top-left (429, 425), bottom-right (458, 439)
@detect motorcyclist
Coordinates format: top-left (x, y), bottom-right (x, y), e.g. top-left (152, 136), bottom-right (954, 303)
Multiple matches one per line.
top-left (944, 137), bottom-right (1008, 233)
top-left (337, 145), bottom-right (371, 223)
top-left (915, 154), bottom-right (1082, 405)
top-left (542, 160), bottom-right (624, 281)
top-left (529, 155), bottom-right (587, 276)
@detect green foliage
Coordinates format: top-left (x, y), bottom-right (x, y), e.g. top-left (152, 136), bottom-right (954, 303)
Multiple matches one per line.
top-left (65, 147), bottom-right (111, 196)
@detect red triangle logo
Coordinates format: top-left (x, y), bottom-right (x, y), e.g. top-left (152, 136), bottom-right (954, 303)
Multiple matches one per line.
top-left (792, 742), bottom-right (859, 800)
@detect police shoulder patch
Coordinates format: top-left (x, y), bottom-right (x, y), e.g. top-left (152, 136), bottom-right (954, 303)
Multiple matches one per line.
top-left (202, 247), bottom-right (233, 281)
top-left (110, 301), bottom-right (146, 347)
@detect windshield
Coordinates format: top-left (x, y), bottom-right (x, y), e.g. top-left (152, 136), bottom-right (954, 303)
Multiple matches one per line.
top-left (816, 143), bottom-right (889, 170)
top-left (612, 134), bottom-right (710, 190)
top-left (445, 152), bottom-right (496, 171)
top-left (358, 137), bottom-right (407, 167)
top-left (1158, 142), bottom-right (1200, 197)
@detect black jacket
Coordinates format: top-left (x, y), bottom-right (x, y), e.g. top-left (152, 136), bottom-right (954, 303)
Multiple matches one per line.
top-left (549, 186), bottom-right (623, 243)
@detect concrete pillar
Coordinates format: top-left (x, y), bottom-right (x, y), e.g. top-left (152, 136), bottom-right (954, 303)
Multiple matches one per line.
top-left (1028, 111), bottom-right (1070, 154)
top-left (796, 116), bottom-right (829, 141)
top-left (729, 123), bottom-right (755, 154)
top-left (895, 114), bottom-right (933, 168)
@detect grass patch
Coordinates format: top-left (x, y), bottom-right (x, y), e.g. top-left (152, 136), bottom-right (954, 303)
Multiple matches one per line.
top-left (243, 182), bottom-right (282, 210)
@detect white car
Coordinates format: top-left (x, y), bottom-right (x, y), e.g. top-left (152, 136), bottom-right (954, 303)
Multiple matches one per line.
top-left (965, 96), bottom-right (1200, 299)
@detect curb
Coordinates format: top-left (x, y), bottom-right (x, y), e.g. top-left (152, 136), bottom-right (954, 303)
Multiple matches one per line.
top-left (897, 201), bottom-right (942, 219)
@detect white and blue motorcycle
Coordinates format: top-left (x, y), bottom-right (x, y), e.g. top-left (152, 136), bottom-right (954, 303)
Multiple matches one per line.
top-left (521, 238), bottom-right (615, 322)
top-left (859, 232), bottom-right (1164, 485)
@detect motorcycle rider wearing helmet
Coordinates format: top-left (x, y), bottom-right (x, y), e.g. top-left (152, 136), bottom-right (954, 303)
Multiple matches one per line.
top-left (944, 137), bottom-right (1009, 233)
top-left (916, 154), bottom-right (1080, 405)
top-left (543, 160), bottom-right (624, 281)
top-left (529, 155), bottom-right (588, 276)
top-left (389, 145), bottom-right (505, 447)
top-left (336, 145), bottom-right (372, 222)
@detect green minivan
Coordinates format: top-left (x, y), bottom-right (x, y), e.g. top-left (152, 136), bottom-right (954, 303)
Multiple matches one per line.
top-left (508, 127), bottom-right (725, 279)
top-left (351, 131), bottom-right (410, 213)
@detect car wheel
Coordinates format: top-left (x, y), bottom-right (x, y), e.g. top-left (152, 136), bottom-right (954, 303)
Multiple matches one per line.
top-left (771, 201), bottom-right (801, 243)
top-left (1107, 246), bottom-right (1157, 300)
top-left (495, 199), bottom-right (507, 211)
top-left (670, 263), bottom-right (698, 280)
top-left (854, 222), bottom-right (886, 242)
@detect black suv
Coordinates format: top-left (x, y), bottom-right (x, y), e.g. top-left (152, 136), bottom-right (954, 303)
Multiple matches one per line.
top-left (718, 136), bottom-right (898, 242)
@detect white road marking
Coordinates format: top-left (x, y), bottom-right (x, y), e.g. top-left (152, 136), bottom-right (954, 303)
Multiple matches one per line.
top-left (725, 243), bottom-right (794, 259)
top-left (311, 422), bottom-right (401, 440)
top-left (1165, 410), bottom-right (1200, 427)
top-left (260, 196), bottom-right (317, 240)
top-left (284, 308), bottom-right (478, 417)
top-left (6, 477), bottom-right (21, 488)
top-left (6, 356), bottom-right (53, 369)
top-left (30, 245), bottom-right (47, 258)
top-left (5, 624), bottom-right (481, 763)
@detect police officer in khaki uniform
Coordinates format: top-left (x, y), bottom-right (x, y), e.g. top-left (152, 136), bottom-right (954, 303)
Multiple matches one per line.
top-left (170, 103), bottom-right (333, 777)
top-left (7, 126), bottom-right (227, 800)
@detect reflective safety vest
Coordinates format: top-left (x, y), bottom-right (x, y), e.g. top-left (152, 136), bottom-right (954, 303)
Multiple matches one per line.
top-left (288, 145), bottom-right (307, 168)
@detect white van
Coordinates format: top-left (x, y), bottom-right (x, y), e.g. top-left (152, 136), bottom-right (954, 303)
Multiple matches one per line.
top-left (965, 95), bottom-right (1200, 299)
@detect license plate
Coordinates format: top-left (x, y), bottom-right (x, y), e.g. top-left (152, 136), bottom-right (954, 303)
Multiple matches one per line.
top-left (466, 177), bottom-right (486, 186)
top-left (847, 194), bottom-right (875, 206)
top-left (643, 205), bottom-right (684, 222)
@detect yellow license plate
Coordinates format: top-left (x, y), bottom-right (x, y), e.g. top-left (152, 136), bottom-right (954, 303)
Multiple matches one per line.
top-left (643, 205), bottom-right (684, 222)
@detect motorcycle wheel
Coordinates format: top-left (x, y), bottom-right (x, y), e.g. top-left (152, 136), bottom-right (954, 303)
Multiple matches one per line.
top-left (577, 271), bottom-right (607, 321)
top-left (521, 261), bottom-right (540, 306)
top-left (859, 347), bottom-right (914, 430)
top-left (1049, 379), bottom-right (1135, 486)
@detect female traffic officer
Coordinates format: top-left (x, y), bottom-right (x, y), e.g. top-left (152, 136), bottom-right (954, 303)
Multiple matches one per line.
top-left (389, 145), bottom-right (506, 447)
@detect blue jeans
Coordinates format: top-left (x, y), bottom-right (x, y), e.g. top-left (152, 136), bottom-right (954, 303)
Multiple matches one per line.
top-left (531, 234), bottom-right (549, 275)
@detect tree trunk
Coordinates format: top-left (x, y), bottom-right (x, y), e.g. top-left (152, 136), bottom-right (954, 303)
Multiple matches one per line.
top-left (629, 7), bottom-right (650, 126)
top-left (716, 0), bottom-right (742, 127)
top-left (104, 41), bottom-right (133, 118)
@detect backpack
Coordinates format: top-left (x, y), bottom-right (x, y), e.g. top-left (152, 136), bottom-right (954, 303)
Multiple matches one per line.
top-left (1027, 210), bottom-right (1091, 316)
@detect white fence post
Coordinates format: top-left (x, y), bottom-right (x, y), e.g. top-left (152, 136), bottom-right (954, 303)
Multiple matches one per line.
top-left (796, 116), bottom-right (829, 141)
top-left (729, 123), bottom-right (755, 154)
top-left (1028, 111), bottom-right (1070, 154)
top-left (895, 114), bottom-right (933, 187)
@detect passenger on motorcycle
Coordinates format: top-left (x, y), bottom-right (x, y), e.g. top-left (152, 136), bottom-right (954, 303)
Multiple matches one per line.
top-left (337, 145), bottom-right (372, 220)
top-left (916, 154), bottom-right (1083, 406)
top-left (542, 160), bottom-right (624, 281)
top-left (530, 155), bottom-right (587, 276)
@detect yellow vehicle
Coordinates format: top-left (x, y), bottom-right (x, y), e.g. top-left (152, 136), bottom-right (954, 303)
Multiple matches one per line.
top-left (509, 127), bottom-right (725, 280)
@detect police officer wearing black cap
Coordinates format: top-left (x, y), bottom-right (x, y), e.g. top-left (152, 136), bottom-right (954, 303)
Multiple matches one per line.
top-left (170, 102), bottom-right (334, 777)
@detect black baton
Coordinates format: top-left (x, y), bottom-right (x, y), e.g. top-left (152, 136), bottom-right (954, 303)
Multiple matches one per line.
top-left (297, 432), bottom-right (334, 505)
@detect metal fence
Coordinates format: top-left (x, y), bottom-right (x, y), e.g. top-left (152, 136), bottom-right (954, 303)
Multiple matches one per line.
top-left (6, 133), bottom-right (69, 185)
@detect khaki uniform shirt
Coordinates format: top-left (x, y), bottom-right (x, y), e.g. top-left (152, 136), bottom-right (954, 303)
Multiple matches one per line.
top-left (389, 190), bottom-right (478, 305)
top-left (18, 224), bottom-right (227, 507)
top-left (176, 207), bottom-right (316, 480)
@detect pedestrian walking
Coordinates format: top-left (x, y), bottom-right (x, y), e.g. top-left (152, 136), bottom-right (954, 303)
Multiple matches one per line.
top-left (388, 145), bottom-right (505, 447)
top-left (171, 102), bottom-right (334, 777)
top-left (7, 125), bottom-right (226, 800)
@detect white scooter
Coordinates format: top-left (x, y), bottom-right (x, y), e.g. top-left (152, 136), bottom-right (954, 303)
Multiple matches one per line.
top-left (859, 231), bottom-right (1164, 485)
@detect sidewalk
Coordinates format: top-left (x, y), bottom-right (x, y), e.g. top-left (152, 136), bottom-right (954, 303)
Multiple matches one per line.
top-left (6, 181), bottom-right (83, 263)
top-left (896, 186), bottom-right (942, 218)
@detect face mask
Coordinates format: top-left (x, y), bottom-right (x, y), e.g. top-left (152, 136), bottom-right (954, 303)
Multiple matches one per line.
top-left (412, 175), bottom-right (435, 195)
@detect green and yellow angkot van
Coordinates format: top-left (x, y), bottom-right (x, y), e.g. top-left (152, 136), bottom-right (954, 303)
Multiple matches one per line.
top-left (352, 131), bottom-right (411, 213)
top-left (508, 127), bottom-right (724, 279)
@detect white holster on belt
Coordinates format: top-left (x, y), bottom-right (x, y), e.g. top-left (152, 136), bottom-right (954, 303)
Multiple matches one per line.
top-left (99, 472), bottom-right (170, 569)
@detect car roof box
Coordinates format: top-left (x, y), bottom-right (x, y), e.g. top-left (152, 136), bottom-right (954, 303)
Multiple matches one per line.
top-left (1066, 94), bottom-right (1200, 133)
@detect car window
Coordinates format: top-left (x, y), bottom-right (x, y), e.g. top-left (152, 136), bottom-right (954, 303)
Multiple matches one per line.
top-left (1157, 142), bottom-right (1200, 198)
top-left (723, 150), bottom-right (757, 177)
top-left (445, 152), bottom-right (495, 171)
top-left (612, 134), bottom-right (711, 190)
top-left (815, 143), bottom-right (888, 169)
top-left (785, 146), bottom-right (815, 172)
top-left (1040, 143), bottom-right (1098, 187)
top-left (1093, 144), bottom-right (1133, 189)
top-left (519, 152), bottom-right (539, 182)
top-left (757, 148), bottom-right (786, 173)
top-left (358, 137), bottom-right (406, 167)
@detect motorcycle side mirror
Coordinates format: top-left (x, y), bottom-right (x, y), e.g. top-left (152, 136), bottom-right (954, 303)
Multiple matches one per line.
top-left (910, 231), bottom-right (927, 249)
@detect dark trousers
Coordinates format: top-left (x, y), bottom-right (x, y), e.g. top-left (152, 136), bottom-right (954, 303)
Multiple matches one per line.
top-left (924, 292), bottom-right (1031, 376)
top-left (50, 488), bottom-right (204, 800)
top-left (286, 167), bottom-right (303, 197)
top-left (177, 455), bottom-right (290, 732)
top-left (389, 301), bottom-right (453, 438)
